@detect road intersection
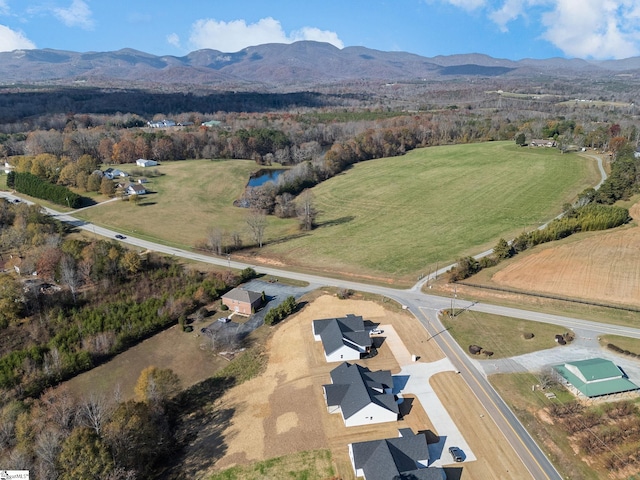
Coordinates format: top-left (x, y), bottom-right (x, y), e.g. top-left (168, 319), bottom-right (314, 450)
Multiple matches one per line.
top-left (5, 190), bottom-right (640, 479)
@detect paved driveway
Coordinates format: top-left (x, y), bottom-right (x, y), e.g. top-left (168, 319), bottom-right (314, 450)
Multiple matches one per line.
top-left (203, 279), bottom-right (319, 338)
top-left (474, 327), bottom-right (640, 383)
top-left (382, 324), bottom-right (476, 466)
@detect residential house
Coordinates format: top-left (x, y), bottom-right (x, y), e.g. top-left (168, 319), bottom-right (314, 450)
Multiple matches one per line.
top-left (529, 139), bottom-right (557, 147)
top-left (312, 314), bottom-right (372, 362)
top-left (221, 287), bottom-right (263, 315)
top-left (147, 119), bottom-right (176, 128)
top-left (103, 168), bottom-right (128, 180)
top-left (323, 362), bottom-right (399, 427)
top-left (553, 358), bottom-right (639, 398)
top-left (136, 159), bottom-right (158, 167)
top-left (126, 183), bottom-right (147, 196)
top-left (349, 429), bottom-right (445, 480)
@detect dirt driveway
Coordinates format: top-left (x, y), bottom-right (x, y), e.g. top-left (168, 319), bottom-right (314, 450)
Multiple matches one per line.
top-left (198, 292), bottom-right (533, 479)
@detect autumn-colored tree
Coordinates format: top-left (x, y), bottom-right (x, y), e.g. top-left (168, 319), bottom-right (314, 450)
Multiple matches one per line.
top-left (100, 177), bottom-right (115, 197)
top-left (609, 136), bottom-right (628, 159)
top-left (86, 172), bottom-right (102, 192)
top-left (36, 246), bottom-right (63, 282)
top-left (112, 138), bottom-right (136, 164)
top-left (134, 136), bottom-right (151, 159)
top-left (121, 250), bottom-right (141, 274)
top-left (97, 137), bottom-right (114, 163)
top-left (134, 366), bottom-right (181, 406)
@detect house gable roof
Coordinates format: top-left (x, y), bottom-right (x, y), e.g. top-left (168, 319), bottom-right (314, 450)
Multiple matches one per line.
top-left (222, 287), bottom-right (262, 305)
top-left (325, 362), bottom-right (398, 420)
top-left (351, 429), bottom-right (441, 480)
top-left (554, 357), bottom-right (639, 397)
top-left (313, 314), bottom-right (372, 356)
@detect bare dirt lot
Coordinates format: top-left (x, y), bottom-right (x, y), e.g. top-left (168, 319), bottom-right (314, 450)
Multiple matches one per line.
top-left (63, 319), bottom-right (227, 401)
top-left (489, 201), bottom-right (640, 308)
top-left (196, 293), bottom-right (533, 479)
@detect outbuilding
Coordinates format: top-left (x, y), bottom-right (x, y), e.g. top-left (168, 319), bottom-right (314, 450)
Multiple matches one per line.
top-left (553, 358), bottom-right (639, 398)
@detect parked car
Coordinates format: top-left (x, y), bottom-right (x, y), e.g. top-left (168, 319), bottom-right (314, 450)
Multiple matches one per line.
top-left (448, 446), bottom-right (464, 462)
top-left (218, 317), bottom-right (231, 323)
top-left (115, 234), bottom-right (126, 240)
top-left (370, 328), bottom-right (384, 335)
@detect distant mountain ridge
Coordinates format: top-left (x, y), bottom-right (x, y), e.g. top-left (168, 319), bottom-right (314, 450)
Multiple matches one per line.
top-left (1, 41), bottom-right (638, 88)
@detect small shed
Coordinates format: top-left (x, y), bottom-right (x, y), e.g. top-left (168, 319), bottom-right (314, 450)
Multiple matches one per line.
top-left (136, 159), bottom-right (158, 167)
top-left (221, 288), bottom-right (262, 315)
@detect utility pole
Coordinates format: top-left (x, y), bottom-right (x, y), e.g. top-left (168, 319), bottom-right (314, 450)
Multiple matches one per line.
top-left (451, 284), bottom-right (457, 317)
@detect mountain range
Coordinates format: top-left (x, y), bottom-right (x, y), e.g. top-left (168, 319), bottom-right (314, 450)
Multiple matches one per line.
top-left (1, 41), bottom-right (639, 89)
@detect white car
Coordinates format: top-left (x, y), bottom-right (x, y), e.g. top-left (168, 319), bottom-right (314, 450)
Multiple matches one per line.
top-left (370, 328), bottom-right (383, 335)
top-left (218, 317), bottom-right (231, 323)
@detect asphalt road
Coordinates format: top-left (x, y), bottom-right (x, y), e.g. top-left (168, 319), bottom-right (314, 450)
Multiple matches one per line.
top-left (6, 190), bottom-right (640, 479)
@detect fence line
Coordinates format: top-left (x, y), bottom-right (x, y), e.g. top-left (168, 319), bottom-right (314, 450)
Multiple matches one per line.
top-left (456, 282), bottom-right (640, 313)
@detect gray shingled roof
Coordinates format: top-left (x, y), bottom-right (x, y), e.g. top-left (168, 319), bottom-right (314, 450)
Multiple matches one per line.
top-left (312, 314), bottom-right (372, 356)
top-left (351, 430), bottom-right (443, 480)
top-left (324, 362), bottom-right (398, 420)
top-left (222, 287), bottom-right (262, 305)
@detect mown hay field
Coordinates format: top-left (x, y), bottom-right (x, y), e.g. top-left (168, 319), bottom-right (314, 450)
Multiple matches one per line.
top-left (262, 142), bottom-right (598, 281)
top-left (77, 142), bottom-right (599, 283)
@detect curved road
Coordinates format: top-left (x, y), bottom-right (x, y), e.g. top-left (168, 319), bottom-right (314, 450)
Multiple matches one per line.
top-left (2, 154), bottom-right (632, 480)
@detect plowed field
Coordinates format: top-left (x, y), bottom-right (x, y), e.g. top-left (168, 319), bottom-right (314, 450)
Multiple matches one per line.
top-left (491, 202), bottom-right (640, 307)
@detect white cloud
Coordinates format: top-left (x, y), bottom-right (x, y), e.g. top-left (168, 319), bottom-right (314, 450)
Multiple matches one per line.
top-left (167, 33), bottom-right (181, 49)
top-left (0, 1), bottom-right (9, 16)
top-left (439, 0), bottom-right (640, 59)
top-left (490, 0), bottom-right (531, 31)
top-left (189, 17), bottom-right (343, 52)
top-left (290, 27), bottom-right (344, 47)
top-left (445, 0), bottom-right (487, 9)
top-left (53, 0), bottom-right (94, 29)
top-left (541, 0), bottom-right (640, 58)
top-left (0, 24), bottom-right (35, 51)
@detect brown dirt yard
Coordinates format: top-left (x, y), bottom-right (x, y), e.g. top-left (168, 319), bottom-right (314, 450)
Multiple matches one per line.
top-left (62, 317), bottom-right (228, 401)
top-left (195, 293), bottom-right (533, 479)
top-left (489, 201), bottom-right (640, 308)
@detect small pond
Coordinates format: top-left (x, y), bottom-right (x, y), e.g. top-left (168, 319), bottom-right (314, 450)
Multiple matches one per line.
top-left (247, 169), bottom-right (286, 187)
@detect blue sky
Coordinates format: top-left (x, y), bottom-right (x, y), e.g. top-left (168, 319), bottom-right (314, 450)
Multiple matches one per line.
top-left (0, 0), bottom-right (639, 60)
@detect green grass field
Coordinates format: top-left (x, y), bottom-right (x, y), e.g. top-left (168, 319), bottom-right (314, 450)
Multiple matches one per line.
top-left (440, 310), bottom-right (569, 359)
top-left (76, 160), bottom-right (299, 248)
top-left (76, 142), bottom-right (598, 282)
top-left (265, 142), bottom-right (598, 281)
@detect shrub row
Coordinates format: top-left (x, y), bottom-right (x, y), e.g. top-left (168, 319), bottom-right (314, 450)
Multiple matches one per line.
top-left (8, 171), bottom-right (82, 208)
top-left (607, 343), bottom-right (640, 358)
top-left (264, 296), bottom-right (296, 326)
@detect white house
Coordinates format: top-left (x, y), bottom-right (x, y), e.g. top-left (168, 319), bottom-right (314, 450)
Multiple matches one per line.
top-left (103, 168), bottom-right (128, 180)
top-left (126, 184), bottom-right (147, 196)
top-left (312, 314), bottom-right (372, 362)
top-left (147, 119), bottom-right (176, 128)
top-left (323, 362), bottom-right (398, 427)
top-left (136, 159), bottom-right (158, 167)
